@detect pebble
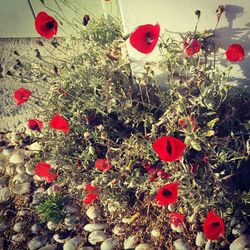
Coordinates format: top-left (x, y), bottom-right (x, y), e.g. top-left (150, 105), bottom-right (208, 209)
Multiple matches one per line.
top-left (13, 173), bottom-right (29, 183)
top-left (3, 148), bottom-right (14, 156)
top-left (28, 236), bottom-right (47, 250)
top-left (151, 228), bottom-right (160, 237)
top-left (13, 222), bottom-right (25, 233)
top-left (173, 238), bottom-right (191, 250)
top-left (9, 151), bottom-right (25, 164)
top-left (53, 231), bottom-right (71, 244)
top-left (135, 243), bottom-right (153, 250)
top-left (0, 175), bottom-right (9, 188)
top-left (113, 225), bottom-right (125, 236)
top-left (39, 244), bottom-right (58, 250)
top-left (229, 235), bottom-right (250, 250)
top-left (27, 142), bottom-right (41, 151)
top-left (205, 240), bottom-right (214, 250)
top-left (26, 164), bottom-right (34, 175)
top-left (100, 237), bottom-right (119, 250)
top-left (47, 221), bottom-right (57, 231)
top-left (17, 209), bottom-right (29, 217)
top-left (13, 182), bottom-right (30, 194)
top-left (64, 205), bottom-right (78, 214)
top-left (124, 235), bottom-right (138, 249)
top-left (63, 236), bottom-right (84, 250)
top-left (86, 206), bottom-right (101, 220)
top-left (88, 230), bottom-right (107, 245)
top-left (168, 204), bottom-right (175, 212)
top-left (0, 187), bottom-right (10, 203)
top-left (30, 223), bottom-right (42, 234)
top-left (171, 224), bottom-right (183, 233)
top-left (232, 221), bottom-right (248, 235)
top-left (64, 215), bottom-right (79, 229)
top-left (11, 233), bottom-right (25, 243)
top-left (6, 165), bottom-right (15, 175)
top-left (16, 165), bottom-right (26, 174)
top-left (195, 232), bottom-right (206, 247)
top-left (0, 221), bottom-right (10, 232)
top-left (84, 223), bottom-right (105, 232)
top-left (82, 247), bottom-right (94, 250)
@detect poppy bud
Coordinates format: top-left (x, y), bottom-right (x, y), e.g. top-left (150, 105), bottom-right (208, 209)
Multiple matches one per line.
top-left (195, 10), bottom-right (201, 19)
top-left (88, 145), bottom-right (95, 156)
top-left (83, 15), bottom-right (90, 26)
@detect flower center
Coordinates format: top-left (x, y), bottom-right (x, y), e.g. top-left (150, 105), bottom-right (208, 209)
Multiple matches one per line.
top-left (166, 141), bottom-right (172, 154)
top-left (162, 189), bottom-right (172, 197)
top-left (46, 21), bottom-right (55, 29)
top-left (145, 32), bottom-right (153, 44)
top-left (211, 222), bottom-right (220, 228)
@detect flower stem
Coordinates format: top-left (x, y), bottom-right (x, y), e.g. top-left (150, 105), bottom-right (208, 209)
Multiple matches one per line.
top-left (27, 0), bottom-right (36, 19)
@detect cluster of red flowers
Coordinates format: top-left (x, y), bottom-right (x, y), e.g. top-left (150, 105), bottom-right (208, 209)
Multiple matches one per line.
top-left (34, 162), bottom-right (57, 183)
top-left (83, 183), bottom-right (99, 204)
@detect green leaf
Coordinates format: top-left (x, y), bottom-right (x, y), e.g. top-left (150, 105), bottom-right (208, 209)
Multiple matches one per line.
top-left (207, 118), bottom-right (219, 128)
top-left (206, 130), bottom-right (215, 137)
top-left (40, 0), bottom-right (45, 4)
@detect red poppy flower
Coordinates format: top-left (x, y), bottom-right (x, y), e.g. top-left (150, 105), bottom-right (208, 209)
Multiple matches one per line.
top-left (35, 162), bottom-right (51, 177)
top-left (169, 212), bottom-right (185, 227)
top-left (130, 23), bottom-right (160, 54)
top-left (152, 136), bottom-right (186, 162)
top-left (226, 44), bottom-right (245, 62)
top-left (13, 88), bottom-right (32, 106)
top-left (184, 38), bottom-right (201, 57)
top-left (50, 114), bottom-right (70, 133)
top-left (155, 182), bottom-right (178, 206)
top-left (45, 172), bottom-right (57, 183)
top-left (203, 210), bottom-right (224, 240)
top-left (178, 119), bottom-right (187, 129)
top-left (28, 119), bottom-right (43, 131)
top-left (35, 12), bottom-right (58, 39)
top-left (95, 159), bottom-right (112, 172)
top-left (83, 192), bottom-right (99, 205)
top-left (85, 183), bottom-right (97, 192)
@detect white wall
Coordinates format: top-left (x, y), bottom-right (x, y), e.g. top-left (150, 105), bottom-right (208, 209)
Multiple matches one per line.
top-left (119, 0), bottom-right (250, 85)
top-left (0, 0), bottom-right (119, 37)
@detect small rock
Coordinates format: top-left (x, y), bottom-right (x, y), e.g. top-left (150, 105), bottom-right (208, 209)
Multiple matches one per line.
top-left (84, 223), bottom-right (105, 232)
top-left (63, 236), bottom-right (84, 250)
top-left (3, 148), bottom-right (14, 156)
top-left (0, 176), bottom-right (9, 188)
top-left (205, 240), bottom-right (214, 250)
top-left (9, 151), bottom-right (25, 164)
top-left (16, 165), bottom-right (26, 174)
top-left (168, 204), bottom-right (175, 212)
top-left (86, 206), bottom-right (101, 220)
top-left (232, 222), bottom-right (248, 235)
top-left (100, 237), bottom-right (118, 250)
top-left (135, 243), bottom-right (153, 250)
top-left (124, 235), bottom-right (138, 250)
top-left (195, 232), bottom-right (206, 247)
top-left (0, 187), bottom-right (10, 203)
top-left (151, 228), bottom-right (160, 237)
top-left (0, 221), bottom-right (10, 232)
top-left (53, 231), bottom-right (71, 244)
top-left (230, 235), bottom-right (250, 250)
top-left (47, 221), bottom-right (57, 231)
top-left (30, 223), bottom-right (42, 234)
top-left (27, 142), bottom-right (41, 151)
top-left (11, 233), bottom-right (25, 243)
top-left (18, 209), bottom-right (29, 217)
top-left (32, 189), bottom-right (45, 204)
top-left (28, 236), bottom-right (47, 250)
top-left (82, 247), bottom-right (94, 250)
top-left (39, 244), bottom-right (58, 250)
top-left (88, 230), bottom-right (106, 245)
top-left (113, 225), bottom-right (125, 236)
top-left (173, 238), bottom-right (191, 250)
top-left (13, 173), bottom-right (29, 183)
top-left (64, 205), bottom-right (78, 214)
top-left (13, 222), bottom-right (25, 233)
top-left (6, 165), bottom-right (15, 175)
top-left (64, 215), bottom-right (79, 228)
top-left (26, 165), bottom-right (34, 175)
top-left (171, 224), bottom-right (183, 233)
top-left (13, 182), bottom-right (30, 194)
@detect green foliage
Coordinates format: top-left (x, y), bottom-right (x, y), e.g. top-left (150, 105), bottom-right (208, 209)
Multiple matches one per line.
top-left (36, 194), bottom-right (66, 223)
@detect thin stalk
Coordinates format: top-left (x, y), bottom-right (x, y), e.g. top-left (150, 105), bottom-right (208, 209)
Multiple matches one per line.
top-left (27, 0), bottom-right (36, 19)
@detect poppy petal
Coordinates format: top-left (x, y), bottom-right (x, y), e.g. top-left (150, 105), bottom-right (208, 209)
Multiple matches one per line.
top-left (13, 88), bottom-right (32, 106)
top-left (130, 23), bottom-right (160, 54)
top-left (203, 210), bottom-right (224, 240)
top-left (152, 136), bottom-right (186, 162)
top-left (83, 192), bottom-right (99, 205)
top-left (95, 159), bottom-right (112, 172)
top-left (35, 162), bottom-right (51, 177)
top-left (156, 182), bottom-right (178, 206)
top-left (50, 114), bottom-right (70, 133)
top-left (28, 119), bottom-right (43, 131)
top-left (226, 44), bottom-right (245, 62)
